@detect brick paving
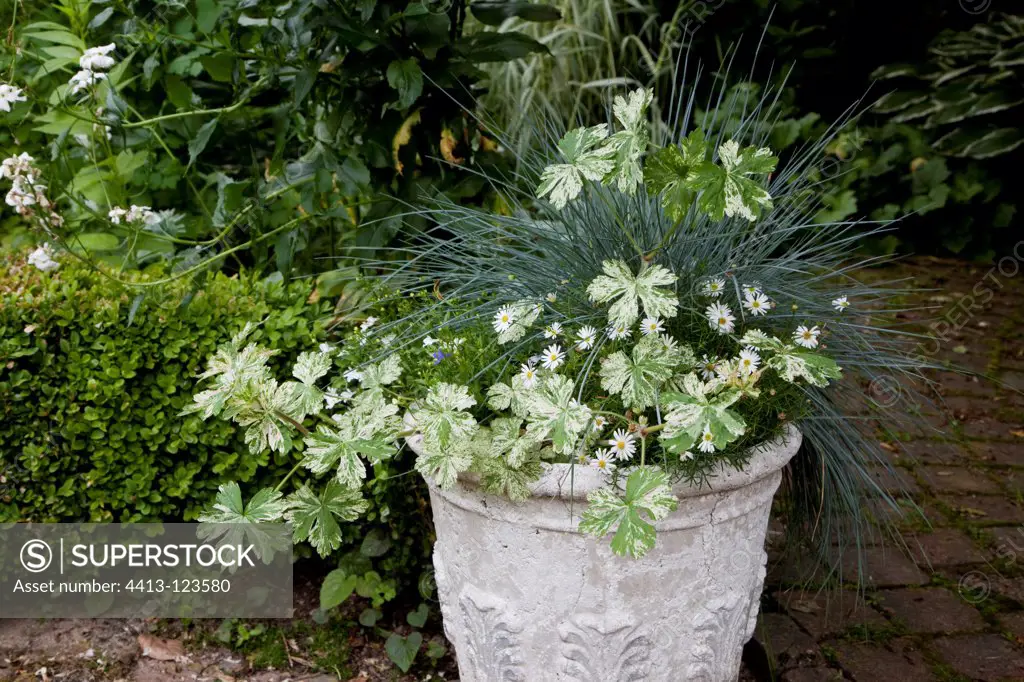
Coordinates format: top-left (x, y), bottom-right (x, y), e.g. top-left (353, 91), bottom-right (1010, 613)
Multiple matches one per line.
top-left (754, 258), bottom-right (1024, 682)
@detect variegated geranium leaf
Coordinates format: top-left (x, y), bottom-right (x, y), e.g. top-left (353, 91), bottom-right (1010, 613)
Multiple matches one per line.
top-left (286, 481), bottom-right (369, 557)
top-left (486, 374), bottom-right (534, 418)
top-left (293, 350), bottom-right (332, 385)
top-left (231, 379), bottom-right (297, 454)
top-left (603, 88), bottom-right (654, 195)
top-left (579, 466), bottom-right (678, 559)
top-left (302, 425), bottom-right (395, 489)
top-left (358, 353), bottom-right (402, 389)
top-left (199, 481), bottom-right (290, 524)
top-left (536, 125), bottom-right (615, 209)
top-left (739, 331), bottom-right (842, 387)
top-left (692, 140), bottom-right (777, 222)
top-left (409, 383), bottom-right (478, 451)
top-left (599, 335), bottom-right (678, 410)
top-left (586, 259), bottom-right (679, 328)
top-left (182, 323), bottom-right (277, 419)
top-left (659, 375), bottom-right (746, 454)
top-left (476, 456), bottom-right (543, 502)
top-left (414, 438), bottom-right (475, 489)
top-left (767, 351), bottom-right (843, 387)
top-left (524, 374), bottom-right (591, 456)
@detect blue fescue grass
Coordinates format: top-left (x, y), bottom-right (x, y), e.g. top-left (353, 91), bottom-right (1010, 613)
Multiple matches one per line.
top-left (348, 47), bottom-right (961, 582)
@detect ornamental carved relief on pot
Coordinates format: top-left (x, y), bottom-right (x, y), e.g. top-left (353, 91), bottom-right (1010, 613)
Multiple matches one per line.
top-left (457, 585), bottom-right (527, 682)
top-left (558, 612), bottom-right (653, 681)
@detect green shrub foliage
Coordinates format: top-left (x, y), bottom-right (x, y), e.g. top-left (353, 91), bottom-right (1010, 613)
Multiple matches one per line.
top-left (0, 254), bottom-right (327, 522)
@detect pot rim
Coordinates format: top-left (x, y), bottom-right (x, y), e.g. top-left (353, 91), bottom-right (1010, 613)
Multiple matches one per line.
top-left (406, 424), bottom-right (801, 502)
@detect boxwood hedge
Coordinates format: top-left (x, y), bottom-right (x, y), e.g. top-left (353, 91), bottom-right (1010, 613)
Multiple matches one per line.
top-left (0, 255), bottom-right (328, 522)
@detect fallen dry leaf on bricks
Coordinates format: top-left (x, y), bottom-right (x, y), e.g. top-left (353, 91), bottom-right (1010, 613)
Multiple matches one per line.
top-left (137, 634), bottom-right (186, 662)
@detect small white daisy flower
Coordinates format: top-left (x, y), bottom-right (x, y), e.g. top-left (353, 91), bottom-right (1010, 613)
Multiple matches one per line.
top-left (794, 325), bottom-right (821, 349)
top-left (575, 325), bottom-right (597, 351)
top-left (607, 429), bottom-right (636, 460)
top-left (592, 415), bottom-right (607, 432)
top-left (519, 362), bottom-right (539, 389)
top-left (680, 450), bottom-right (696, 462)
top-left (742, 283), bottom-right (761, 297)
top-left (700, 355), bottom-right (718, 381)
top-left (832, 296), bottom-right (850, 312)
top-left (742, 292), bottom-right (770, 317)
top-left (360, 316), bottom-right (378, 331)
top-left (640, 317), bottom-right (664, 336)
top-left (343, 368), bottom-right (363, 383)
top-left (545, 292), bottom-right (557, 303)
top-left (698, 424), bottom-right (716, 453)
top-left (493, 305), bottom-right (515, 333)
top-left (738, 347), bottom-right (761, 376)
top-left (702, 277), bottom-right (726, 297)
top-left (607, 323), bottom-right (631, 340)
top-left (705, 303), bottom-right (735, 334)
top-left (661, 335), bottom-right (679, 352)
top-left (543, 322), bottom-right (563, 339)
top-left (541, 344), bottom-right (565, 371)
top-left (590, 451), bottom-right (616, 474)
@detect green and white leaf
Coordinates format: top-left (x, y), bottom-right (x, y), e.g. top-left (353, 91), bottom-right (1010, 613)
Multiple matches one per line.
top-left (586, 259), bottom-right (679, 328)
top-left (599, 335), bottom-right (679, 410)
top-left (692, 140), bottom-right (777, 222)
top-left (358, 353), bottom-right (402, 390)
top-left (486, 374), bottom-right (534, 418)
top-left (739, 331), bottom-right (841, 387)
top-left (523, 374), bottom-right (591, 456)
top-left (579, 467), bottom-right (678, 559)
top-left (293, 350), bottom-right (332, 385)
top-left (182, 323), bottom-right (277, 419)
top-left (476, 456), bottom-right (542, 501)
top-left (302, 424), bottom-right (395, 489)
top-left (231, 379), bottom-right (297, 454)
top-left (414, 438), bottom-right (475, 489)
top-left (409, 383), bottom-right (478, 450)
top-left (536, 125), bottom-right (615, 209)
top-left (603, 88), bottom-right (653, 194)
top-left (287, 481), bottom-right (369, 556)
top-left (659, 374), bottom-right (746, 453)
top-left (199, 481), bottom-right (290, 524)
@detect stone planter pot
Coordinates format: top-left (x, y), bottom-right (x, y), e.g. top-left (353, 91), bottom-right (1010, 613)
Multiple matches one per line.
top-left (409, 426), bottom-right (801, 682)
